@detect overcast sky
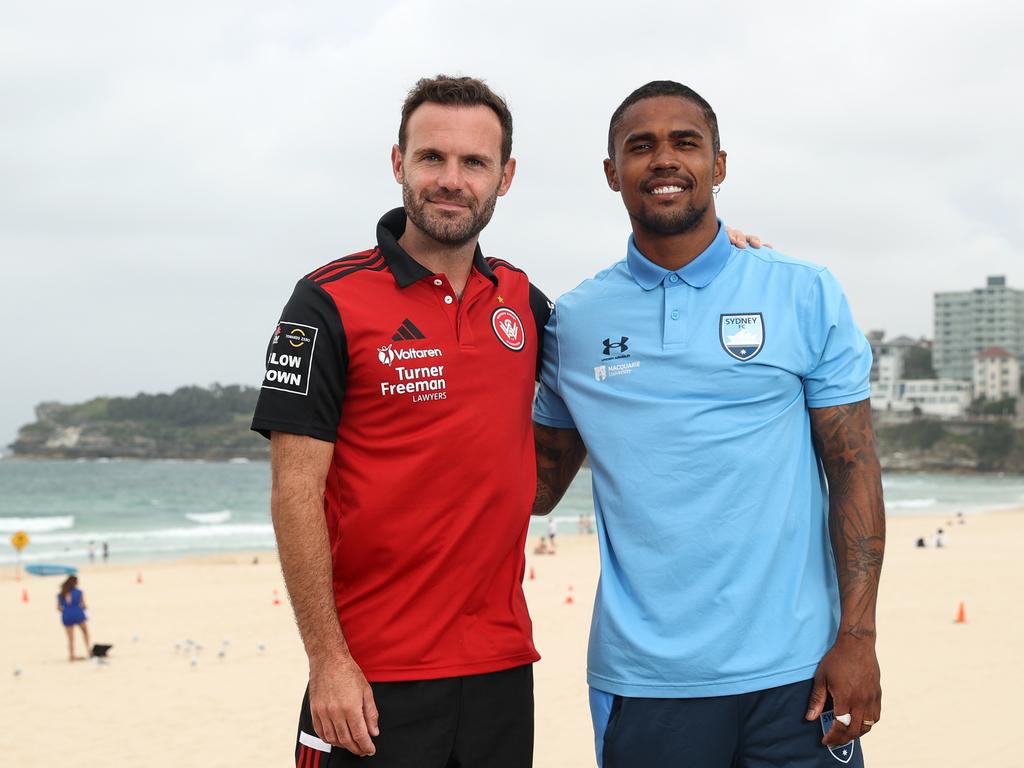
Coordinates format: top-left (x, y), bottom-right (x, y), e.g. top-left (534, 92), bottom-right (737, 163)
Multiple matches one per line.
top-left (1, 0), bottom-right (1020, 446)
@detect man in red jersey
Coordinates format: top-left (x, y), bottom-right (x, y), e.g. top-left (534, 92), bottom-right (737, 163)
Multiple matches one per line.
top-left (252, 76), bottom-right (550, 767)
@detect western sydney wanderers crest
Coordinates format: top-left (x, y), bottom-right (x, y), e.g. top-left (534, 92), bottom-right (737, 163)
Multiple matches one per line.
top-left (491, 307), bottom-right (525, 351)
top-left (819, 711), bottom-right (856, 764)
top-left (720, 313), bottom-right (764, 361)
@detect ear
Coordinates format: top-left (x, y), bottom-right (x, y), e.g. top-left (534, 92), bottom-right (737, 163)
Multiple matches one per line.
top-left (391, 144), bottom-right (404, 184)
top-left (603, 158), bottom-right (620, 192)
top-left (497, 157), bottom-right (516, 197)
top-left (713, 150), bottom-right (727, 186)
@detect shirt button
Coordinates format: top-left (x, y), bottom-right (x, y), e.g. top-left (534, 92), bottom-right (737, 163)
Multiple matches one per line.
top-left (444, 296), bottom-right (454, 304)
top-left (433, 279), bottom-right (443, 286)
top-left (671, 310), bottom-right (680, 320)
top-left (669, 274), bottom-right (679, 283)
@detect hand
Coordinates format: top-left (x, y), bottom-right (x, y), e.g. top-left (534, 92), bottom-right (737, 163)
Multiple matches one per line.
top-left (805, 635), bottom-right (881, 747)
top-left (308, 656), bottom-right (380, 756)
top-left (725, 226), bottom-right (772, 250)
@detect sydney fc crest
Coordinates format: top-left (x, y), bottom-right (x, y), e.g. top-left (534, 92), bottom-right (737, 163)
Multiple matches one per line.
top-left (819, 711), bottom-right (856, 764)
top-left (720, 313), bottom-right (764, 361)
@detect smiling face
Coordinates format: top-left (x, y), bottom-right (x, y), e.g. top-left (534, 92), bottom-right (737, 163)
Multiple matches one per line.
top-left (604, 95), bottom-right (726, 237)
top-left (392, 103), bottom-right (515, 247)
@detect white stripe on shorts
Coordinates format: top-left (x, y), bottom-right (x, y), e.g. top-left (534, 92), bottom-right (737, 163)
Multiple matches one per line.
top-left (299, 730), bottom-right (332, 753)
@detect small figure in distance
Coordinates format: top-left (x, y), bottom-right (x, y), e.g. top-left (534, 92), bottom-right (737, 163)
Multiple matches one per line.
top-left (102, 541), bottom-right (109, 562)
top-left (932, 528), bottom-right (946, 548)
top-left (533, 537), bottom-right (550, 555)
top-left (57, 576), bottom-right (91, 662)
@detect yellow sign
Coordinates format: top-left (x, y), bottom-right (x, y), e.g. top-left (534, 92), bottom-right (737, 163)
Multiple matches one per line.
top-left (10, 531), bottom-right (29, 551)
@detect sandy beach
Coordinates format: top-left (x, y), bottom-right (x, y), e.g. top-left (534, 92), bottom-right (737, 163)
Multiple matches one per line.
top-left (2, 509), bottom-right (1021, 767)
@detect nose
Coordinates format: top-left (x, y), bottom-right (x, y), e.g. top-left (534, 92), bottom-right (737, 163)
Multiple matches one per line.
top-left (436, 158), bottom-right (465, 191)
top-left (650, 142), bottom-right (680, 171)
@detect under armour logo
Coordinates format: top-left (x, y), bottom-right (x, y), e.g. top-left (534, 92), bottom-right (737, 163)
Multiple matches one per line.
top-left (603, 337), bottom-right (629, 356)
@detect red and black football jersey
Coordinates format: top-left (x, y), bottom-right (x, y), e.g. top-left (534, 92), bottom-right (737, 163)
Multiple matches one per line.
top-left (252, 208), bottom-right (550, 681)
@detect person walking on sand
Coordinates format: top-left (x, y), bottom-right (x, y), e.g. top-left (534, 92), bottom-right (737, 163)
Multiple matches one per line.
top-left (57, 576), bottom-right (90, 661)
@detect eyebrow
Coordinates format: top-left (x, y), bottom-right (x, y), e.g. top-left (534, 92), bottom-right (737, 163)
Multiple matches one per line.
top-left (623, 129), bottom-right (705, 144)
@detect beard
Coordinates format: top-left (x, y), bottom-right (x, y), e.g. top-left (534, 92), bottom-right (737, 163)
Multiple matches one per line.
top-left (402, 181), bottom-right (500, 246)
top-left (631, 198), bottom-right (709, 236)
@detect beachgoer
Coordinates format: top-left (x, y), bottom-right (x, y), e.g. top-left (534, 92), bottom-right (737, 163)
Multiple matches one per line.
top-left (101, 541), bottom-right (109, 562)
top-left (933, 528), bottom-right (946, 548)
top-left (251, 76), bottom-right (547, 767)
top-left (547, 517), bottom-right (558, 550)
top-left (533, 537), bottom-right (550, 555)
top-left (532, 81), bottom-right (885, 767)
top-left (57, 576), bottom-right (90, 661)
top-left (87, 541), bottom-right (96, 563)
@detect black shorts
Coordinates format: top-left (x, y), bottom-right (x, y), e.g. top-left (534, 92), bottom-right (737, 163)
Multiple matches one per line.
top-left (295, 664), bottom-right (534, 767)
top-left (594, 678), bottom-right (864, 767)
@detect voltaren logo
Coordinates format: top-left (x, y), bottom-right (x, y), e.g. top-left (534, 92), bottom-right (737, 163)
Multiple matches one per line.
top-left (377, 343), bottom-right (443, 367)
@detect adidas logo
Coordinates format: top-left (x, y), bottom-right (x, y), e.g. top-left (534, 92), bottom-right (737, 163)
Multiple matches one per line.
top-left (392, 318), bottom-right (426, 341)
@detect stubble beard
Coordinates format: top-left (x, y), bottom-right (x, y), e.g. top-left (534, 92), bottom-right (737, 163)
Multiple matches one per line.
top-left (632, 198), bottom-right (710, 236)
top-left (402, 181), bottom-right (500, 247)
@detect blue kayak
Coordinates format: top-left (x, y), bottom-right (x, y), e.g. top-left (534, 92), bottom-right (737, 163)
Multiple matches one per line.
top-left (25, 564), bottom-right (78, 577)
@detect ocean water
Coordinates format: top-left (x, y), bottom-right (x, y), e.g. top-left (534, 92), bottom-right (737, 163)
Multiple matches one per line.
top-left (1, 459), bottom-right (1022, 566)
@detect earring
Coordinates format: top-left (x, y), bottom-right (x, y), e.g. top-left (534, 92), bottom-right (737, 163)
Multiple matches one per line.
top-left (712, 185), bottom-right (720, 196)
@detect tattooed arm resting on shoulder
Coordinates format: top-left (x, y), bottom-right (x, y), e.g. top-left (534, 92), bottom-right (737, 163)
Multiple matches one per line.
top-left (805, 399), bottom-right (885, 746)
top-left (532, 423), bottom-right (587, 516)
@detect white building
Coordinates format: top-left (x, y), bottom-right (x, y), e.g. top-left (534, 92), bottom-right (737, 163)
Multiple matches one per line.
top-left (934, 276), bottom-right (1024, 381)
top-left (973, 347), bottom-right (1021, 401)
top-left (872, 379), bottom-right (972, 418)
top-left (869, 334), bottom-right (923, 403)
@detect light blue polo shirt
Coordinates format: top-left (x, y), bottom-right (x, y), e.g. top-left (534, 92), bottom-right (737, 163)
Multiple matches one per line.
top-left (533, 222), bottom-right (871, 698)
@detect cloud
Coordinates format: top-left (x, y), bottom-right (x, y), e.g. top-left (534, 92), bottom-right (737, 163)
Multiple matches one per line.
top-left (1, 0), bottom-right (1021, 443)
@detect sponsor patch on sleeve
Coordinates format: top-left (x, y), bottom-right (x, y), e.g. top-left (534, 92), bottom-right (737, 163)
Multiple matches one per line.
top-left (262, 321), bottom-right (318, 396)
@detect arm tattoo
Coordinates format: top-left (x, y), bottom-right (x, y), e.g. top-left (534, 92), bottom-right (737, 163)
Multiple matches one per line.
top-left (809, 399), bottom-right (885, 641)
top-left (533, 423), bottom-right (587, 516)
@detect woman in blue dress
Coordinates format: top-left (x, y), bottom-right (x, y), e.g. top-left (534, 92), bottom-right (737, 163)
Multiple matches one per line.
top-left (57, 576), bottom-right (91, 661)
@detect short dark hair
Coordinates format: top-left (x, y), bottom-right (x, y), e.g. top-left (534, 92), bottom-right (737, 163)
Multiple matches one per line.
top-left (399, 75), bottom-right (513, 164)
top-left (607, 81), bottom-right (720, 159)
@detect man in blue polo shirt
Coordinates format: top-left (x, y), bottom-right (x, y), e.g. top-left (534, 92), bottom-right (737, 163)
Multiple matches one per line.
top-left (532, 81), bottom-right (885, 767)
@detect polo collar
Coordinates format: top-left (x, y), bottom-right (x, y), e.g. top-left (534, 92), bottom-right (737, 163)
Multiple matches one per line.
top-left (377, 208), bottom-right (498, 289)
top-left (626, 220), bottom-right (733, 290)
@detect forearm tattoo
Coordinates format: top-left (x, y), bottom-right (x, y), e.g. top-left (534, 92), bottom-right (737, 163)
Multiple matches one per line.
top-left (809, 399), bottom-right (885, 640)
top-left (533, 424), bottom-right (587, 516)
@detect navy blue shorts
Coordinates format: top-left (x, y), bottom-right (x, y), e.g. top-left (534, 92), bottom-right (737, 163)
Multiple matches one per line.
top-left (591, 678), bottom-right (863, 767)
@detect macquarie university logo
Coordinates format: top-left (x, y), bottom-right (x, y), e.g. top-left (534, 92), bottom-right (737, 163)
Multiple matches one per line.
top-left (720, 313), bottom-right (764, 361)
top-left (491, 307), bottom-right (525, 351)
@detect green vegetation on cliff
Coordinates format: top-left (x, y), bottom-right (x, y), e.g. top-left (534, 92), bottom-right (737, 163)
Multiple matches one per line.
top-left (10, 385), bottom-right (269, 460)
top-left (876, 418), bottom-right (1024, 472)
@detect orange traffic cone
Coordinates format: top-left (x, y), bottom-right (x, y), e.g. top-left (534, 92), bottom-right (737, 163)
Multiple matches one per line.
top-left (272, 589), bottom-right (282, 606)
top-left (564, 585), bottom-right (575, 605)
top-left (21, 588), bottom-right (29, 603)
top-left (528, 567), bottom-right (536, 581)
top-left (955, 601), bottom-right (966, 624)
top-left (136, 572), bottom-right (143, 584)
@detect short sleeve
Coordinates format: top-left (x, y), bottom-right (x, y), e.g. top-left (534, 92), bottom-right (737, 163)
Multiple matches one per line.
top-left (528, 282), bottom-right (553, 382)
top-left (802, 269), bottom-right (872, 408)
top-left (251, 278), bottom-right (347, 442)
top-left (532, 303), bottom-right (576, 428)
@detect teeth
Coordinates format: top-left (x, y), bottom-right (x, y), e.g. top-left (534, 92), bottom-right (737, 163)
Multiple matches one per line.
top-left (651, 186), bottom-right (683, 195)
